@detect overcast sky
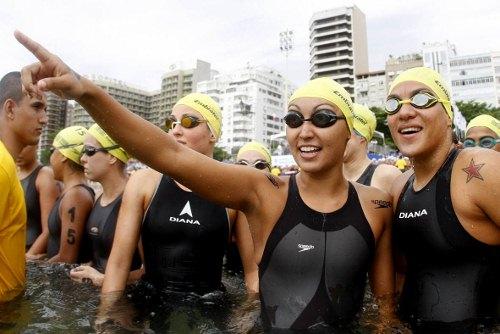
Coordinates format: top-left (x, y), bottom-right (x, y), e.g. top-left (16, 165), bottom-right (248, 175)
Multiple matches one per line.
top-left (1, 0), bottom-right (499, 91)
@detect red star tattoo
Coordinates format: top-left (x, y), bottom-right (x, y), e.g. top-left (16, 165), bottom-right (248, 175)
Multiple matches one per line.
top-left (462, 158), bottom-right (485, 183)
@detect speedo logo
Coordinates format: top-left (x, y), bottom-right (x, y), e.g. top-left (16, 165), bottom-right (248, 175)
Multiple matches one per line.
top-left (399, 209), bottom-right (428, 219)
top-left (169, 201), bottom-right (200, 225)
top-left (298, 244), bottom-right (315, 252)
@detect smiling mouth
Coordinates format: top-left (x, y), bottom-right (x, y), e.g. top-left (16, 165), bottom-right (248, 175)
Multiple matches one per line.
top-left (299, 146), bottom-right (321, 153)
top-left (399, 127), bottom-right (422, 135)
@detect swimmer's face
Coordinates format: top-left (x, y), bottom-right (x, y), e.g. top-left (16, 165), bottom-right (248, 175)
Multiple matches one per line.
top-left (465, 126), bottom-right (500, 152)
top-left (236, 150), bottom-right (271, 172)
top-left (387, 81), bottom-right (452, 159)
top-left (343, 131), bottom-right (365, 163)
top-left (80, 135), bottom-right (114, 181)
top-left (49, 149), bottom-right (64, 181)
top-left (16, 144), bottom-right (38, 167)
top-left (286, 97), bottom-right (350, 173)
top-left (169, 105), bottom-right (215, 156)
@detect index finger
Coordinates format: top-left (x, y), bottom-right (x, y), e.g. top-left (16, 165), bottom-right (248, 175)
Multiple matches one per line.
top-left (14, 30), bottom-right (52, 63)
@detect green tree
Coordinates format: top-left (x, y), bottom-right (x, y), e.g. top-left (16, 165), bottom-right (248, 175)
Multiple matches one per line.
top-left (455, 101), bottom-right (500, 122)
top-left (371, 106), bottom-right (396, 149)
top-left (40, 131), bottom-right (58, 165)
top-left (213, 146), bottom-right (230, 162)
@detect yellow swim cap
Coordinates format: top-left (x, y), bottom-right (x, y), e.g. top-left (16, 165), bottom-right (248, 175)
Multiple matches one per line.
top-left (289, 77), bottom-right (354, 133)
top-left (466, 114), bottom-right (500, 137)
top-left (271, 167), bottom-right (281, 176)
top-left (237, 141), bottom-right (272, 163)
top-left (352, 104), bottom-right (377, 141)
top-left (174, 93), bottom-right (222, 139)
top-left (53, 126), bottom-right (87, 165)
top-left (389, 67), bottom-right (452, 119)
top-left (88, 123), bottom-right (130, 163)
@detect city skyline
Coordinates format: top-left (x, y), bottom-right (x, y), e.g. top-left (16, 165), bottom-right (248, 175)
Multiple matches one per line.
top-left (1, 0), bottom-right (499, 90)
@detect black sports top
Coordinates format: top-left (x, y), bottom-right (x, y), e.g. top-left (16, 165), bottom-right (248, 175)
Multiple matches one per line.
top-left (141, 175), bottom-right (229, 294)
top-left (47, 184), bottom-right (95, 261)
top-left (394, 148), bottom-right (500, 328)
top-left (355, 163), bottom-right (377, 186)
top-left (86, 195), bottom-right (141, 273)
top-left (20, 165), bottom-right (43, 247)
top-left (259, 174), bottom-right (375, 331)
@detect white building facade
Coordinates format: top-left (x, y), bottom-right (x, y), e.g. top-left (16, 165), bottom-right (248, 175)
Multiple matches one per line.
top-left (354, 70), bottom-right (386, 107)
top-left (309, 6), bottom-right (368, 96)
top-left (197, 65), bottom-right (294, 155)
top-left (450, 52), bottom-right (500, 107)
top-left (422, 41), bottom-right (457, 87)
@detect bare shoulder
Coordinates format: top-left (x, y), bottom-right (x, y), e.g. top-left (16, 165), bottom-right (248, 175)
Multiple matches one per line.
top-left (374, 163), bottom-right (401, 179)
top-left (453, 148), bottom-right (499, 183)
top-left (37, 165), bottom-right (55, 179)
top-left (352, 182), bottom-right (392, 240)
top-left (127, 168), bottom-right (161, 192)
top-left (389, 169), bottom-right (413, 205)
top-left (353, 182), bottom-right (392, 209)
top-left (62, 185), bottom-right (94, 208)
top-left (36, 166), bottom-right (57, 187)
top-left (452, 148), bottom-right (500, 200)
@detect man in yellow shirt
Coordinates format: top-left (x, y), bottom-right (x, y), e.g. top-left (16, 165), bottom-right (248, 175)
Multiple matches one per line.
top-left (0, 72), bottom-right (47, 302)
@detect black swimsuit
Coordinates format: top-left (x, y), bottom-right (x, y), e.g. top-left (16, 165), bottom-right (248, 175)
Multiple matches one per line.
top-left (20, 165), bottom-right (43, 247)
top-left (259, 174), bottom-right (375, 330)
top-left (47, 184), bottom-right (94, 261)
top-left (394, 149), bottom-right (500, 332)
top-left (86, 195), bottom-right (141, 273)
top-left (355, 163), bottom-right (377, 186)
top-left (141, 175), bottom-right (229, 294)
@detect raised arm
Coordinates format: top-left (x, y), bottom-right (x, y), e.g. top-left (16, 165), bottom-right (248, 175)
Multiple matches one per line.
top-left (48, 187), bottom-right (93, 263)
top-left (26, 166), bottom-right (60, 257)
top-left (14, 31), bottom-right (273, 213)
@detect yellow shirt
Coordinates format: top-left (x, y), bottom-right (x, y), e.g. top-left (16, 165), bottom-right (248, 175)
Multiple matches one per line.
top-left (0, 140), bottom-right (26, 302)
top-left (395, 158), bottom-right (407, 171)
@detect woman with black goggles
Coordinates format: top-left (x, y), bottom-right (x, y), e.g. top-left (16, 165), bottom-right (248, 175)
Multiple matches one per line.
top-left (386, 67), bottom-right (500, 333)
top-left (69, 124), bottom-right (143, 287)
top-left (17, 35), bottom-right (394, 332)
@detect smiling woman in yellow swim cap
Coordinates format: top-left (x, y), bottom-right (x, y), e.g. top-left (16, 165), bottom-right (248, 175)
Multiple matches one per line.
top-left (386, 67), bottom-right (500, 332)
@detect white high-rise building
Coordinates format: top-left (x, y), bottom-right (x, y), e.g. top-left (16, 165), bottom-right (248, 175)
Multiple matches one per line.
top-left (450, 52), bottom-right (500, 107)
top-left (69, 75), bottom-right (153, 128)
top-left (355, 70), bottom-right (386, 107)
top-left (422, 41), bottom-right (457, 87)
top-left (309, 6), bottom-right (368, 96)
top-left (197, 65), bottom-right (294, 155)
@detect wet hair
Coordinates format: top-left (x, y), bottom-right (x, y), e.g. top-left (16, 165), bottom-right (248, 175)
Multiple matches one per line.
top-left (0, 72), bottom-right (23, 109)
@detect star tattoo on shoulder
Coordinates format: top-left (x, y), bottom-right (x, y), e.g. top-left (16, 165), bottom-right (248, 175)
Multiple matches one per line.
top-left (462, 158), bottom-right (485, 183)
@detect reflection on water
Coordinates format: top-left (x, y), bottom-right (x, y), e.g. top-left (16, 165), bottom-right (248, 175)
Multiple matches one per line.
top-left (1, 262), bottom-right (497, 333)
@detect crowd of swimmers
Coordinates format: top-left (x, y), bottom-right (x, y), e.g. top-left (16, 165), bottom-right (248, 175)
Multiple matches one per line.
top-left (0, 31), bottom-right (498, 333)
